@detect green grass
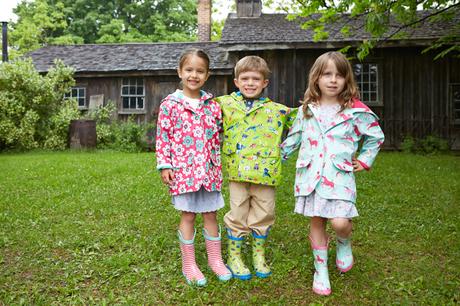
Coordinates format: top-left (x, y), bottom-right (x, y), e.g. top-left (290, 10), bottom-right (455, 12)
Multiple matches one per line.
top-left (0, 151), bottom-right (459, 304)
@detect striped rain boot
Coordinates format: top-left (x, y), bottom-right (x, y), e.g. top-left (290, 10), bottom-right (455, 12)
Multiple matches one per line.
top-left (226, 228), bottom-right (251, 280)
top-left (252, 231), bottom-right (272, 278)
top-left (310, 237), bottom-right (331, 296)
top-left (178, 229), bottom-right (206, 286)
top-left (336, 235), bottom-right (354, 273)
top-left (203, 227), bottom-right (232, 281)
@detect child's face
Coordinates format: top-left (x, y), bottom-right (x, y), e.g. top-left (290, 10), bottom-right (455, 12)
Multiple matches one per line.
top-left (177, 55), bottom-right (209, 96)
top-left (234, 71), bottom-right (269, 99)
top-left (317, 59), bottom-right (346, 102)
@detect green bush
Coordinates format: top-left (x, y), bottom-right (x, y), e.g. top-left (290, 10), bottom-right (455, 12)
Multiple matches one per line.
top-left (400, 135), bottom-right (449, 154)
top-left (0, 58), bottom-right (78, 151)
top-left (82, 103), bottom-right (154, 152)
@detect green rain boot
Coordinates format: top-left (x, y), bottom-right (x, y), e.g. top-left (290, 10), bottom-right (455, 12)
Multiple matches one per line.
top-left (226, 228), bottom-right (252, 280)
top-left (252, 231), bottom-right (272, 278)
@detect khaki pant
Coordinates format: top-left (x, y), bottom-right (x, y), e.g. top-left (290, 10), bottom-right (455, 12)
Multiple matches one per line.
top-left (224, 181), bottom-right (276, 238)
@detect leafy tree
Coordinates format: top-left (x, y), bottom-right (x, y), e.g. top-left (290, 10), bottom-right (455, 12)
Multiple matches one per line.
top-left (0, 58), bottom-right (79, 150)
top-left (268, 0), bottom-right (460, 59)
top-left (9, 0), bottom-right (198, 57)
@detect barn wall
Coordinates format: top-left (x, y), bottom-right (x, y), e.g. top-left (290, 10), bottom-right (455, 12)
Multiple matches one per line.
top-left (231, 47), bottom-right (460, 149)
top-left (75, 74), bottom-right (229, 124)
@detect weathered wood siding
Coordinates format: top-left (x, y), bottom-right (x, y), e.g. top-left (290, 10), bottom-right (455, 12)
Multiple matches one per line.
top-left (74, 74), bottom-right (228, 124)
top-left (234, 47), bottom-right (460, 149)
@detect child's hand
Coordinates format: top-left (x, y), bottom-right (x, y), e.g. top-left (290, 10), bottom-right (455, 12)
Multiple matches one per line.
top-left (352, 157), bottom-right (365, 172)
top-left (160, 169), bottom-right (174, 185)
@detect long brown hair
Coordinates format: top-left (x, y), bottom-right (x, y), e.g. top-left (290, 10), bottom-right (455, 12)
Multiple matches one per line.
top-left (302, 51), bottom-right (359, 118)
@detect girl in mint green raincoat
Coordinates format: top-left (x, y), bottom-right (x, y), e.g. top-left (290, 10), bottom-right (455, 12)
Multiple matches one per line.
top-left (280, 51), bottom-right (384, 296)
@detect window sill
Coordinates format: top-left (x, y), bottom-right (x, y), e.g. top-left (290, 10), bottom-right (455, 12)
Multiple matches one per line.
top-left (118, 110), bottom-right (147, 115)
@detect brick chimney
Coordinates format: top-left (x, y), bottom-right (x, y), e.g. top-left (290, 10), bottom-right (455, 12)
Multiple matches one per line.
top-left (236, 0), bottom-right (262, 18)
top-left (197, 0), bottom-right (211, 42)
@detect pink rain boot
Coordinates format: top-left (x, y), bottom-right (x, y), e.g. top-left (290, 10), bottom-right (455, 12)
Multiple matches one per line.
top-left (203, 227), bottom-right (232, 281)
top-left (178, 229), bottom-right (206, 286)
top-left (310, 236), bottom-right (331, 296)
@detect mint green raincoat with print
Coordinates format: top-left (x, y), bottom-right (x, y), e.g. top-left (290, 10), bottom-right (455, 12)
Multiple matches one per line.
top-left (216, 92), bottom-right (297, 186)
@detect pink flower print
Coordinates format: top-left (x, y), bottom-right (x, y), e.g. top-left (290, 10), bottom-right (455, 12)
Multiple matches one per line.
top-left (204, 115), bottom-right (214, 125)
top-left (183, 121), bottom-right (192, 133)
top-left (160, 118), bottom-right (171, 129)
top-left (195, 153), bottom-right (205, 164)
top-left (193, 127), bottom-right (204, 138)
top-left (192, 114), bottom-right (201, 124)
top-left (173, 130), bottom-right (182, 142)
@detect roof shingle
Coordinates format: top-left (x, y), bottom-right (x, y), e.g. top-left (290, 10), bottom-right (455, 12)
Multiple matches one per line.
top-left (28, 42), bottom-right (232, 73)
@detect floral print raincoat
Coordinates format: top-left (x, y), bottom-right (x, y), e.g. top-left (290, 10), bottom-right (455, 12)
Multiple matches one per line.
top-left (156, 90), bottom-right (222, 195)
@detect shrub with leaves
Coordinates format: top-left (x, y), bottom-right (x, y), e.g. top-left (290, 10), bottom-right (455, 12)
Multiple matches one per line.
top-left (400, 135), bottom-right (449, 154)
top-left (0, 58), bottom-right (78, 150)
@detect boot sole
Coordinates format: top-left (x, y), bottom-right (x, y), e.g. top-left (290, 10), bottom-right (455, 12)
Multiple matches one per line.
top-left (226, 265), bottom-right (252, 280)
top-left (255, 271), bottom-right (272, 278)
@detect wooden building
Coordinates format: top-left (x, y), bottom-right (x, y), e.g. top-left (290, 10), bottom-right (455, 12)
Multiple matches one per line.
top-left (28, 0), bottom-right (460, 149)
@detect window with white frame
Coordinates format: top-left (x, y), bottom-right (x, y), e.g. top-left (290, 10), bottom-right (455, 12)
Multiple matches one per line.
top-left (354, 63), bottom-right (380, 105)
top-left (121, 78), bottom-right (145, 110)
top-left (64, 87), bottom-right (86, 108)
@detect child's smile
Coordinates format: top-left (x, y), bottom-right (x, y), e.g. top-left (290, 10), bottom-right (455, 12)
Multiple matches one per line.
top-left (234, 71), bottom-right (269, 99)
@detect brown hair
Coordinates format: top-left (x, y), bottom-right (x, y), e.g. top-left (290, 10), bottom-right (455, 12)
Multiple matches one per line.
top-left (234, 55), bottom-right (271, 79)
top-left (302, 51), bottom-right (360, 118)
top-left (178, 48), bottom-right (210, 71)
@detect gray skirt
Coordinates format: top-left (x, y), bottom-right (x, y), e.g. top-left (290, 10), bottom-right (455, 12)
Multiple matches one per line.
top-left (294, 191), bottom-right (359, 219)
top-left (172, 186), bottom-right (225, 213)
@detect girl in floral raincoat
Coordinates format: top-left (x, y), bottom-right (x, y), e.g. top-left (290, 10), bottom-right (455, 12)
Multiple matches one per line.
top-left (281, 51), bottom-right (384, 296)
top-left (155, 49), bottom-right (231, 286)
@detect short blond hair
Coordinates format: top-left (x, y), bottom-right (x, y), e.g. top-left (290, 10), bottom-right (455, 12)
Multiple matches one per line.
top-left (234, 56), bottom-right (271, 79)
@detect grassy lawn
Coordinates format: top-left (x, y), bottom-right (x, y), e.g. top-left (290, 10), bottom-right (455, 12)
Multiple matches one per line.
top-left (0, 151), bottom-right (459, 304)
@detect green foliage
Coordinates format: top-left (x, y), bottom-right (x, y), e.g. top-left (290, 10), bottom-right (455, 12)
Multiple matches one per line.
top-left (83, 102), bottom-right (155, 152)
top-left (0, 152), bottom-right (459, 303)
top-left (401, 135), bottom-right (449, 154)
top-left (0, 58), bottom-right (78, 150)
top-left (9, 0), bottom-right (198, 57)
top-left (273, 0), bottom-right (460, 60)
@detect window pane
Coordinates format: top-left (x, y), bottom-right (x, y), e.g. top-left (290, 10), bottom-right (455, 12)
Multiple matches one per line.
top-left (362, 83), bottom-right (369, 92)
top-left (64, 92), bottom-right (70, 98)
top-left (137, 78), bottom-right (144, 85)
top-left (123, 97), bottom-right (130, 108)
top-left (137, 97), bottom-right (144, 109)
top-left (129, 86), bottom-right (136, 95)
top-left (78, 88), bottom-right (85, 97)
top-left (130, 97), bottom-right (136, 109)
top-left (72, 88), bottom-right (78, 96)
top-left (78, 98), bottom-right (85, 107)
top-left (455, 110), bottom-right (460, 120)
top-left (370, 93), bottom-right (377, 102)
top-left (137, 86), bottom-right (143, 95)
top-left (123, 79), bottom-right (129, 85)
top-left (122, 86), bottom-right (129, 95)
top-left (363, 92), bottom-right (369, 102)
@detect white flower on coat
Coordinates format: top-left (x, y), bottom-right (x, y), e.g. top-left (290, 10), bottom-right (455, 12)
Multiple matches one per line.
top-left (160, 118), bottom-right (171, 129)
top-left (193, 127), bottom-right (204, 138)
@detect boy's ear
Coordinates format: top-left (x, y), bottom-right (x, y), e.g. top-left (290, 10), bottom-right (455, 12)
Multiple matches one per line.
top-left (263, 79), bottom-right (269, 88)
top-left (233, 78), bottom-right (240, 88)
